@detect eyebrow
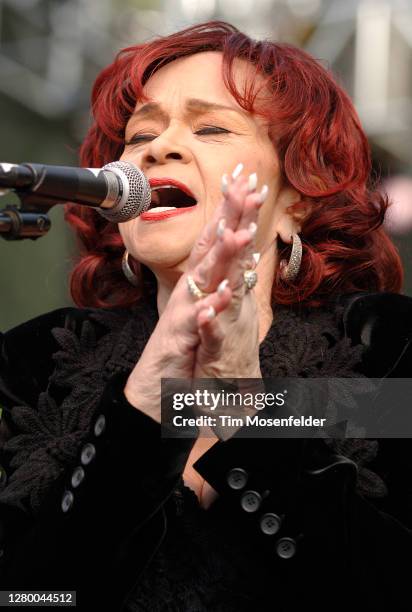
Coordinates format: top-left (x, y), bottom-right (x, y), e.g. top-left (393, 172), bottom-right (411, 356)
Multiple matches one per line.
top-left (132, 98), bottom-right (247, 120)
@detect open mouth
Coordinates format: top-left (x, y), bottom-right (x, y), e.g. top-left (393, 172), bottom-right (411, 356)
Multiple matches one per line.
top-left (149, 185), bottom-right (197, 211)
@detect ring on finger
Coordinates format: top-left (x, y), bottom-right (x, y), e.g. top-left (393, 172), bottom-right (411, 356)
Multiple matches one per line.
top-left (243, 269), bottom-right (258, 291)
top-left (187, 275), bottom-right (208, 300)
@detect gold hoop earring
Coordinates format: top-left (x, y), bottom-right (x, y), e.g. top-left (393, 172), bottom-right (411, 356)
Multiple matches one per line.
top-left (122, 250), bottom-right (139, 287)
top-left (279, 233), bottom-right (302, 282)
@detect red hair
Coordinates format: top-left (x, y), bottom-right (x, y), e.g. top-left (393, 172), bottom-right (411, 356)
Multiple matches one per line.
top-left (65, 20), bottom-right (403, 309)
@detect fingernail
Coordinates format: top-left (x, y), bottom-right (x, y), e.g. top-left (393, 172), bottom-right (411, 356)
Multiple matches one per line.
top-left (248, 222), bottom-right (257, 238)
top-left (217, 217), bottom-right (226, 238)
top-left (206, 305), bottom-right (216, 320)
top-left (232, 163), bottom-right (244, 179)
top-left (247, 172), bottom-right (257, 192)
top-left (253, 252), bottom-right (261, 265)
top-left (256, 184), bottom-right (269, 205)
top-left (221, 173), bottom-right (229, 194)
top-left (217, 278), bottom-right (229, 295)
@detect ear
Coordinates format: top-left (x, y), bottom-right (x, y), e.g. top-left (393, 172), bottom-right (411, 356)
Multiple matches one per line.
top-left (273, 186), bottom-right (310, 244)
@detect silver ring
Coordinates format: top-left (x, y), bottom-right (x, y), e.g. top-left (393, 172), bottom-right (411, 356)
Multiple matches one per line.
top-left (243, 269), bottom-right (258, 291)
top-left (187, 275), bottom-right (208, 300)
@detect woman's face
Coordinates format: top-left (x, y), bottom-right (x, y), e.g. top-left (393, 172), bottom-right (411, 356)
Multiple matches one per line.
top-left (119, 51), bottom-right (297, 277)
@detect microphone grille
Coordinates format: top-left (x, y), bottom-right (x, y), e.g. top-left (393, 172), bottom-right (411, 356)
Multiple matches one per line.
top-left (98, 161), bottom-right (151, 223)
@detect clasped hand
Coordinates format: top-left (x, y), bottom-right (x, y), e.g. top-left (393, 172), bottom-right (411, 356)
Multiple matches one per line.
top-left (124, 164), bottom-right (268, 423)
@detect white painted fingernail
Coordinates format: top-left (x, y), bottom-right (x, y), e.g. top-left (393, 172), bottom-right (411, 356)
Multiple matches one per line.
top-left (248, 222), bottom-right (257, 238)
top-left (206, 305), bottom-right (216, 320)
top-left (256, 184), bottom-right (269, 205)
top-left (232, 163), bottom-right (244, 179)
top-left (217, 217), bottom-right (226, 238)
top-left (247, 172), bottom-right (257, 192)
top-left (217, 278), bottom-right (229, 295)
top-left (253, 252), bottom-right (261, 265)
top-left (221, 173), bottom-right (229, 194)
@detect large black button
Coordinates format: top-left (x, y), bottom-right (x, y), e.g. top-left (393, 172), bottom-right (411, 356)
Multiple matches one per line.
top-left (240, 490), bottom-right (262, 513)
top-left (260, 512), bottom-right (282, 535)
top-left (61, 490), bottom-right (74, 513)
top-left (227, 468), bottom-right (248, 490)
top-left (81, 443), bottom-right (96, 465)
top-left (71, 466), bottom-right (85, 488)
top-left (276, 537), bottom-right (297, 559)
top-left (94, 414), bottom-right (106, 437)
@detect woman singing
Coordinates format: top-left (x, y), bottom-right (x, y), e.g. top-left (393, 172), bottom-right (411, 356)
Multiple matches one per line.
top-left (0, 20), bottom-right (411, 612)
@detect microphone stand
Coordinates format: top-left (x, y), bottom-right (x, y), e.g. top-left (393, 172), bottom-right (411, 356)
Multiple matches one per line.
top-left (0, 192), bottom-right (56, 240)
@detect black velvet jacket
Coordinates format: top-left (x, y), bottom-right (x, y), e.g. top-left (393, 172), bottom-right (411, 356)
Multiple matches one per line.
top-left (0, 290), bottom-right (411, 611)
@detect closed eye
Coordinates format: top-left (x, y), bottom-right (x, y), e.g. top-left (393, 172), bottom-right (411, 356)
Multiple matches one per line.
top-left (125, 126), bottom-right (230, 146)
top-left (196, 126), bottom-right (230, 136)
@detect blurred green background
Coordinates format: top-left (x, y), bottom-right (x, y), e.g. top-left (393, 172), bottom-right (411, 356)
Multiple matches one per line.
top-left (1, 0), bottom-right (411, 331)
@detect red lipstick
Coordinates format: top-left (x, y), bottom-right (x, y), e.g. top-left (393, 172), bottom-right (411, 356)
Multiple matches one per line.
top-left (148, 177), bottom-right (196, 199)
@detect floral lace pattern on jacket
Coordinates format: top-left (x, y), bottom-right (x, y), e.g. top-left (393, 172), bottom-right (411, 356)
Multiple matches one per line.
top-left (0, 299), bottom-right (157, 515)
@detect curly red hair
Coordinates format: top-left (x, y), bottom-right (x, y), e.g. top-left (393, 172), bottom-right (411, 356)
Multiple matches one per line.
top-left (65, 20), bottom-right (403, 309)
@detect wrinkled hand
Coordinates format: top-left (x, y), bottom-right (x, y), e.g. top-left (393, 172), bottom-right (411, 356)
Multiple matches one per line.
top-left (188, 168), bottom-right (265, 380)
top-left (124, 165), bottom-right (267, 422)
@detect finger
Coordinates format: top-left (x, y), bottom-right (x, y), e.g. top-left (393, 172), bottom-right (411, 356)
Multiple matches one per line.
top-left (200, 221), bottom-right (258, 296)
top-left (190, 226), bottom-right (238, 290)
top-left (192, 225), bottom-right (254, 294)
top-left (195, 282), bottom-right (231, 354)
top-left (222, 169), bottom-right (269, 233)
top-left (165, 274), bottom-right (231, 351)
top-left (235, 184), bottom-right (269, 268)
top-left (193, 279), bottom-right (232, 320)
top-left (197, 316), bottom-right (224, 361)
top-left (205, 164), bottom-right (248, 235)
top-left (236, 189), bottom-right (267, 231)
top-left (219, 170), bottom-right (249, 230)
top-left (187, 165), bottom-right (251, 268)
top-left (187, 213), bottom-right (221, 268)
top-left (223, 229), bottom-right (257, 301)
top-left (196, 283), bottom-right (232, 360)
top-left (205, 223), bottom-right (259, 312)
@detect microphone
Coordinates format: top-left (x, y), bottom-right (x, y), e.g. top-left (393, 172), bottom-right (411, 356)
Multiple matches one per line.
top-left (0, 161), bottom-right (152, 223)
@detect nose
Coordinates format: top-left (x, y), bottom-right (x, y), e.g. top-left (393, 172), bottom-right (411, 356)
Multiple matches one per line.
top-left (141, 127), bottom-right (192, 168)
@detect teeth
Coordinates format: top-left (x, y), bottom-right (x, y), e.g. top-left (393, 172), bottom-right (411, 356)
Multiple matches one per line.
top-left (147, 206), bottom-right (177, 212)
